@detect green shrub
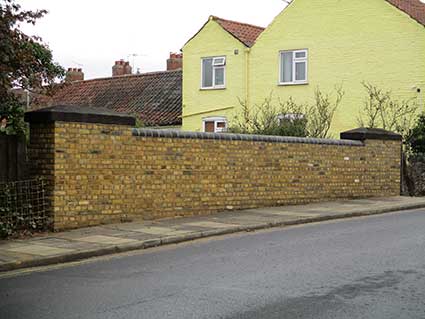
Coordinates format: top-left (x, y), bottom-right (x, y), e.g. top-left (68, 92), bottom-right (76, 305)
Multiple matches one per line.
top-left (229, 96), bottom-right (308, 137)
top-left (407, 114), bottom-right (425, 155)
top-left (0, 96), bottom-right (28, 137)
top-left (229, 86), bottom-right (344, 139)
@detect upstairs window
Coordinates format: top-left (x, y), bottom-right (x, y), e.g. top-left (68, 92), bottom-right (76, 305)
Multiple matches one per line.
top-left (279, 49), bottom-right (308, 85)
top-left (201, 56), bottom-right (226, 89)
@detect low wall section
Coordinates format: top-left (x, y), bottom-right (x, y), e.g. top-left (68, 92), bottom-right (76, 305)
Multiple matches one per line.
top-left (25, 106), bottom-right (402, 230)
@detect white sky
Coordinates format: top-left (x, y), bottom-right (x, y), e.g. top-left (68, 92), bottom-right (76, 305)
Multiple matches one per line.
top-left (21, 0), bottom-right (288, 80)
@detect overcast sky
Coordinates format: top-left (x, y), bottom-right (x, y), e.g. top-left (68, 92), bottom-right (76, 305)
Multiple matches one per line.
top-left (21, 0), bottom-right (288, 80)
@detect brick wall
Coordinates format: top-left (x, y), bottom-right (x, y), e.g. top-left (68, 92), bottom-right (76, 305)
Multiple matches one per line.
top-left (27, 123), bottom-right (55, 224)
top-left (25, 107), bottom-right (401, 230)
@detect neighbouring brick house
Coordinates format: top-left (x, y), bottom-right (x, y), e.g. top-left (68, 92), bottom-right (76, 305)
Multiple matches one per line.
top-left (33, 55), bottom-right (183, 128)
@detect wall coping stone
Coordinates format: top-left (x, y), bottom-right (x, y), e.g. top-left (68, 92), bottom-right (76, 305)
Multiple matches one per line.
top-left (132, 128), bottom-right (365, 146)
top-left (24, 105), bottom-right (135, 126)
top-left (340, 127), bottom-right (402, 141)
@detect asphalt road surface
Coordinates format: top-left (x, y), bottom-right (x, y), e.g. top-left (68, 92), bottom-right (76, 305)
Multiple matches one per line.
top-left (1, 209), bottom-right (425, 319)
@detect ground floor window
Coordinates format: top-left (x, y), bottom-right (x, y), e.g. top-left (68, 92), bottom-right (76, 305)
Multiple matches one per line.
top-left (202, 117), bottom-right (227, 133)
top-left (277, 113), bottom-right (305, 125)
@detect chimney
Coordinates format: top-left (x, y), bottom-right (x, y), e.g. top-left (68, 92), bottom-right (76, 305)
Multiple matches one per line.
top-left (167, 52), bottom-right (183, 71)
top-left (65, 68), bottom-right (84, 82)
top-left (112, 59), bottom-right (132, 77)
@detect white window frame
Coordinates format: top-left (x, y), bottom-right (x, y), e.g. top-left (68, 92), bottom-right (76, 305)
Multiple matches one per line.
top-left (202, 116), bottom-right (228, 133)
top-left (277, 113), bottom-right (305, 121)
top-left (279, 49), bottom-right (308, 85)
top-left (201, 56), bottom-right (226, 90)
top-left (277, 113), bottom-right (305, 125)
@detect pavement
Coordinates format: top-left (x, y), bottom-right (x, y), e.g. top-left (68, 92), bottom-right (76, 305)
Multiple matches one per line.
top-left (2, 207), bottom-right (425, 319)
top-left (0, 196), bottom-right (425, 273)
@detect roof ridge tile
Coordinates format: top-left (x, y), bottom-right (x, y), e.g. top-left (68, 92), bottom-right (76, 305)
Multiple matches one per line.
top-left (211, 15), bottom-right (265, 47)
top-left (211, 15), bottom-right (265, 31)
top-left (386, 0), bottom-right (425, 26)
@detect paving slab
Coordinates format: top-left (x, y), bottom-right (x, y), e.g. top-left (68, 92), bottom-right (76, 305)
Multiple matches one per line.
top-left (76, 235), bottom-right (138, 245)
top-left (130, 227), bottom-right (192, 236)
top-left (0, 196), bottom-right (424, 273)
top-left (215, 214), bottom-right (283, 225)
top-left (184, 221), bottom-right (240, 229)
top-left (251, 210), bottom-right (320, 217)
top-left (5, 245), bottom-right (75, 257)
top-left (105, 232), bottom-right (157, 241)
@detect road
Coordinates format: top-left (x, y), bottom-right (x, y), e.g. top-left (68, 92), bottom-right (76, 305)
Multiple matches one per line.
top-left (1, 209), bottom-right (425, 319)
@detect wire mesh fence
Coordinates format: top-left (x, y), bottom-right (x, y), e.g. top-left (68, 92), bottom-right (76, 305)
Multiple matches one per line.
top-left (0, 178), bottom-right (50, 238)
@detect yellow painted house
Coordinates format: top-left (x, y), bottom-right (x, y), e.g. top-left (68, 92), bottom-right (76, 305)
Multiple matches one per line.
top-left (182, 0), bottom-right (425, 135)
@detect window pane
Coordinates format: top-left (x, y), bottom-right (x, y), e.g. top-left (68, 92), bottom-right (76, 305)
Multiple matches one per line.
top-left (204, 121), bottom-right (215, 132)
top-left (295, 51), bottom-right (306, 59)
top-left (215, 121), bottom-right (227, 132)
top-left (214, 67), bottom-right (225, 86)
top-left (281, 52), bottom-right (293, 83)
top-left (295, 62), bottom-right (306, 81)
top-left (213, 57), bottom-right (226, 66)
top-left (279, 113), bottom-right (305, 120)
top-left (202, 58), bottom-right (213, 87)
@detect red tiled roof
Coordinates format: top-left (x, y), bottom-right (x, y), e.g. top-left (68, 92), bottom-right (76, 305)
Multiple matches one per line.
top-left (34, 70), bottom-right (182, 127)
top-left (386, 0), bottom-right (425, 26)
top-left (212, 16), bottom-right (265, 47)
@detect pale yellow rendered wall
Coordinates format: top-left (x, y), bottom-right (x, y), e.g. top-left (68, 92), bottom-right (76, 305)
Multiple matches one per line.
top-left (249, 0), bottom-right (425, 136)
top-left (182, 19), bottom-right (248, 131)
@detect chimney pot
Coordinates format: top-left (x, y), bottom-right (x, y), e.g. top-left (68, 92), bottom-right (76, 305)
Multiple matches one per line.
top-left (112, 59), bottom-right (132, 77)
top-left (65, 67), bottom-right (84, 82)
top-left (167, 52), bottom-right (183, 71)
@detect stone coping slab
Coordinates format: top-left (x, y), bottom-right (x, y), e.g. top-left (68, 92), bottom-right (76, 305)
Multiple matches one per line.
top-left (340, 127), bottom-right (402, 141)
top-left (25, 105), bottom-right (136, 126)
top-left (132, 128), bottom-right (364, 146)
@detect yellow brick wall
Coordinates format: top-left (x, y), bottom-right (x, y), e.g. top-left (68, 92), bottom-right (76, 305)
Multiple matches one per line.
top-left (34, 122), bottom-right (400, 230)
top-left (28, 123), bottom-right (56, 228)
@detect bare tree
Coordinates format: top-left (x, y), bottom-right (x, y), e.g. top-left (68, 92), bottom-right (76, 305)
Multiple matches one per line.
top-left (357, 82), bottom-right (418, 140)
top-left (230, 86), bottom-right (344, 139)
top-left (306, 86), bottom-right (344, 139)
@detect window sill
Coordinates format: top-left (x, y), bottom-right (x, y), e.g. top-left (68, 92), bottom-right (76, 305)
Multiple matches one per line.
top-left (278, 82), bottom-right (309, 87)
top-left (200, 87), bottom-right (226, 91)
